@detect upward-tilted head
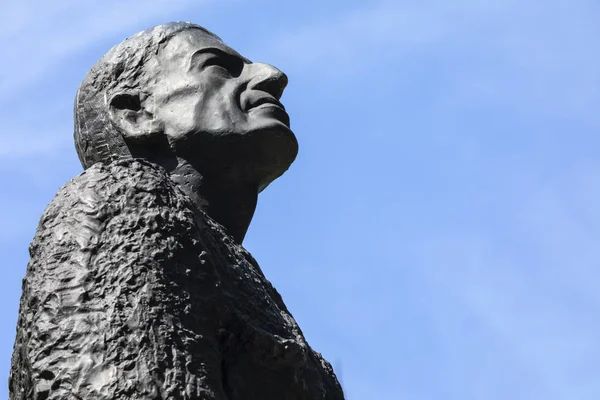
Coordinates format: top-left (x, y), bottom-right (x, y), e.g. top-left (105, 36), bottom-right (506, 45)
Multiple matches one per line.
top-left (74, 22), bottom-right (298, 192)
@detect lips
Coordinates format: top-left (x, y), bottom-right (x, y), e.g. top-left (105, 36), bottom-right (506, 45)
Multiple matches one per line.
top-left (251, 97), bottom-right (286, 110)
top-left (241, 90), bottom-right (290, 127)
top-left (243, 91), bottom-right (286, 112)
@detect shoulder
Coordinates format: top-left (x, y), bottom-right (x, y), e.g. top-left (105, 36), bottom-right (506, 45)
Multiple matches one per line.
top-left (42, 159), bottom-right (184, 219)
top-left (58, 158), bottom-right (176, 203)
top-left (32, 159), bottom-right (196, 256)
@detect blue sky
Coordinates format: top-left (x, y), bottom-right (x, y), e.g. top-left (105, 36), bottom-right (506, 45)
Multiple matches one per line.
top-left (1, 0), bottom-right (600, 398)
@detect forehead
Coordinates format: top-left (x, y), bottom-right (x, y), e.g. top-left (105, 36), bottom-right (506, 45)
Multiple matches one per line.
top-left (158, 29), bottom-right (248, 64)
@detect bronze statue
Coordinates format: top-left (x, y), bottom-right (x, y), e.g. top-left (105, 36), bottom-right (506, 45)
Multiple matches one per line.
top-left (10, 22), bottom-right (344, 400)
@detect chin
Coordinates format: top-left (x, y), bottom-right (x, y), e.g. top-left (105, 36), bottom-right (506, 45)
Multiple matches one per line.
top-left (242, 124), bottom-right (298, 191)
top-left (250, 123), bottom-right (297, 156)
top-left (176, 123), bottom-right (298, 189)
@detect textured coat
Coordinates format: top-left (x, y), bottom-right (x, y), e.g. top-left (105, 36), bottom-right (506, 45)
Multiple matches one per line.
top-left (10, 159), bottom-right (343, 400)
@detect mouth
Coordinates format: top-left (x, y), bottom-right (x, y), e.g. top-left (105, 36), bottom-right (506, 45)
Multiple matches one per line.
top-left (243, 91), bottom-right (290, 127)
top-left (245, 94), bottom-right (286, 111)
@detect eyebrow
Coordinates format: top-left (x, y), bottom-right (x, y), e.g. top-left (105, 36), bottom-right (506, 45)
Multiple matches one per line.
top-left (188, 47), bottom-right (247, 66)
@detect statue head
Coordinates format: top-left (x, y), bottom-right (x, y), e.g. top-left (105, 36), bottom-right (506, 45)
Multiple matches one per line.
top-left (74, 22), bottom-right (298, 192)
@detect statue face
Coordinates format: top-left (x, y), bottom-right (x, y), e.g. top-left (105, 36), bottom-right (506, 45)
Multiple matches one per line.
top-left (146, 29), bottom-right (297, 179)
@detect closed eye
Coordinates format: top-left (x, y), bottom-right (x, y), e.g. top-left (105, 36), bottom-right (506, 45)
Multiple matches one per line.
top-left (189, 48), bottom-right (244, 77)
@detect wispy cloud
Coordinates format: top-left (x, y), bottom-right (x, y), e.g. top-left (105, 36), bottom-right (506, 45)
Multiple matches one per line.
top-left (267, 0), bottom-right (600, 119)
top-left (2, 2), bottom-right (599, 399)
top-left (265, 2), bottom-right (515, 71)
top-left (0, 0), bottom-right (208, 160)
top-left (0, 0), bottom-right (204, 97)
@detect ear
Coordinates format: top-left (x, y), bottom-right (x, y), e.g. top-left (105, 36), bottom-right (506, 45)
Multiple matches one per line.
top-left (108, 92), bottom-right (162, 142)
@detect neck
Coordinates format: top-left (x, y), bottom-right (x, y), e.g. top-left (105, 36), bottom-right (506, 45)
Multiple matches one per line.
top-left (127, 138), bottom-right (259, 243)
top-left (166, 158), bottom-right (258, 244)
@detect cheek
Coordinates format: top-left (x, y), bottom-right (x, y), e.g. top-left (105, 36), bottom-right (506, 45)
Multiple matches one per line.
top-left (157, 93), bottom-right (207, 134)
top-left (154, 79), bottom-right (247, 133)
top-left (200, 90), bottom-right (247, 130)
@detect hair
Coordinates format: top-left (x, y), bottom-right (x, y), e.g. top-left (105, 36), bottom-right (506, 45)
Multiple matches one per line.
top-left (74, 22), bottom-right (220, 169)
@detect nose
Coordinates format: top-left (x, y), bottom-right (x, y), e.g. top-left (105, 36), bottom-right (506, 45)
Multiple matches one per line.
top-left (245, 62), bottom-right (288, 100)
